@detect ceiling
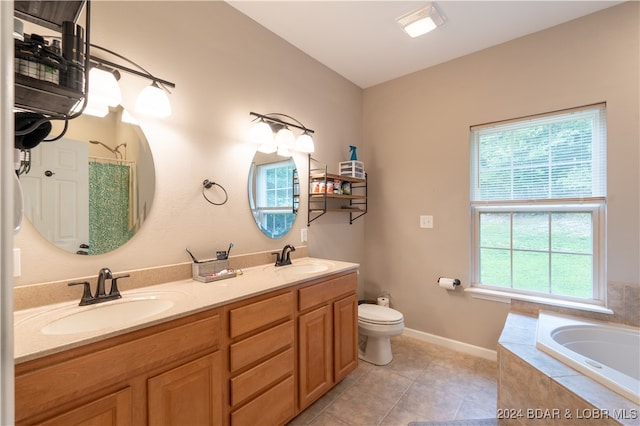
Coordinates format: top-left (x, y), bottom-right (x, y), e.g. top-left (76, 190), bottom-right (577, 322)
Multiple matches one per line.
top-left (227, 1), bottom-right (623, 88)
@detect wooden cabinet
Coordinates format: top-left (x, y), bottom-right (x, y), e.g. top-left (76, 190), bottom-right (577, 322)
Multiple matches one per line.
top-left (298, 305), bottom-right (333, 408)
top-left (38, 388), bottom-right (133, 426)
top-left (297, 272), bottom-right (358, 410)
top-left (148, 352), bottom-right (222, 426)
top-left (16, 269), bottom-right (358, 426)
top-left (333, 294), bottom-right (358, 382)
top-left (15, 309), bottom-right (222, 426)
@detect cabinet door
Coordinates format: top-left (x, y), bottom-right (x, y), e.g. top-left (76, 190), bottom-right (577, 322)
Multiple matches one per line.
top-left (298, 304), bottom-right (332, 410)
top-left (334, 294), bottom-right (358, 382)
top-left (38, 388), bottom-right (132, 426)
top-left (148, 352), bottom-right (222, 426)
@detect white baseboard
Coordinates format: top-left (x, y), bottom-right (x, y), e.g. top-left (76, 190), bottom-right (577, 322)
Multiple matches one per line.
top-left (402, 327), bottom-right (497, 362)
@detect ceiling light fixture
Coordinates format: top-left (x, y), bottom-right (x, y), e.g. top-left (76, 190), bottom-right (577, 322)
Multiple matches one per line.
top-left (396, 2), bottom-right (445, 38)
top-left (249, 112), bottom-right (315, 155)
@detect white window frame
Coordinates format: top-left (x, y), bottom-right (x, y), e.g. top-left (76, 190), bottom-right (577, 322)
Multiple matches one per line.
top-left (468, 105), bottom-right (608, 312)
top-left (256, 161), bottom-right (294, 210)
top-left (254, 161), bottom-right (295, 239)
top-left (471, 202), bottom-right (606, 305)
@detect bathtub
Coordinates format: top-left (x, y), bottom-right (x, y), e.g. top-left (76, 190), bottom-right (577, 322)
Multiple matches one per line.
top-left (536, 311), bottom-right (640, 405)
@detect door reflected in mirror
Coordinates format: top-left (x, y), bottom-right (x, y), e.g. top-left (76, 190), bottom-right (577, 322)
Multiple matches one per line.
top-left (20, 106), bottom-right (155, 255)
top-left (248, 152), bottom-right (299, 239)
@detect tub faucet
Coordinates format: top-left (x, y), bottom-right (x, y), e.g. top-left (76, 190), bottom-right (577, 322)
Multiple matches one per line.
top-left (273, 244), bottom-right (296, 266)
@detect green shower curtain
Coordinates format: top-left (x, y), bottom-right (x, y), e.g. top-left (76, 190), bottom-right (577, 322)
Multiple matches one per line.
top-left (88, 162), bottom-right (134, 254)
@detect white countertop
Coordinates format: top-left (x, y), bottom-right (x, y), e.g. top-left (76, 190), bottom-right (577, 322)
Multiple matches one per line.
top-left (14, 257), bottom-right (359, 364)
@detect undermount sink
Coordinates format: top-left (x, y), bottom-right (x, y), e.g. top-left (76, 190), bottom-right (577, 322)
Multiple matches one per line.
top-left (274, 262), bottom-right (331, 277)
top-left (40, 296), bottom-right (176, 336)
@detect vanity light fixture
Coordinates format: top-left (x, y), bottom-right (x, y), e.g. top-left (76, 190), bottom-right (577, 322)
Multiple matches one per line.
top-left (135, 81), bottom-right (172, 118)
top-left (82, 44), bottom-right (175, 119)
top-left (88, 66), bottom-right (121, 107)
top-left (249, 112), bottom-right (315, 155)
top-left (274, 125), bottom-right (295, 156)
top-left (251, 118), bottom-right (274, 145)
top-left (296, 130), bottom-right (314, 153)
top-left (396, 2), bottom-right (445, 38)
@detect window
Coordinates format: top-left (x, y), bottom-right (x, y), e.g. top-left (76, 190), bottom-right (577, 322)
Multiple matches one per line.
top-left (253, 160), bottom-right (296, 238)
top-left (470, 104), bottom-right (606, 305)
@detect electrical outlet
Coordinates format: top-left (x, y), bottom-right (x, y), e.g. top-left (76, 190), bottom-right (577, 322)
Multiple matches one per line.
top-left (419, 215), bottom-right (433, 229)
top-left (13, 248), bottom-right (21, 277)
top-left (301, 228), bottom-right (308, 243)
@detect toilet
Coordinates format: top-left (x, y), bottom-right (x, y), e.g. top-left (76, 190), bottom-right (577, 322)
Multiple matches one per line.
top-left (357, 304), bottom-right (404, 365)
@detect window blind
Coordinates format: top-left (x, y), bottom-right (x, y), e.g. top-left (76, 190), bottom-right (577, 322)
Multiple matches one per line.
top-left (470, 104), bottom-right (606, 202)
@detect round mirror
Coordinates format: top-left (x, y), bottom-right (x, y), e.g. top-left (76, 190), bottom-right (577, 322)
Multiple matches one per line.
top-left (248, 152), bottom-right (299, 239)
top-left (19, 106), bottom-right (155, 255)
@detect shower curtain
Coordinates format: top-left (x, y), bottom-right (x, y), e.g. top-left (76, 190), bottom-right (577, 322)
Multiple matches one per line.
top-left (88, 160), bottom-right (135, 254)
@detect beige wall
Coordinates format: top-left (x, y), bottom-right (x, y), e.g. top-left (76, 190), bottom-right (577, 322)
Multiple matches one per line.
top-left (362, 2), bottom-right (639, 349)
top-left (13, 2), bottom-right (365, 287)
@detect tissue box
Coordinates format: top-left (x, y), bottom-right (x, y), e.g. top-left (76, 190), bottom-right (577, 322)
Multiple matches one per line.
top-left (192, 259), bottom-right (235, 283)
top-left (339, 161), bottom-right (365, 178)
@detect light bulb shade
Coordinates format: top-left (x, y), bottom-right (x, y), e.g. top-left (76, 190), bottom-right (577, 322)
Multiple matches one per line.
top-left (135, 83), bottom-right (171, 118)
top-left (251, 120), bottom-right (274, 145)
top-left (88, 67), bottom-right (122, 107)
top-left (275, 127), bottom-right (295, 148)
top-left (295, 132), bottom-right (315, 153)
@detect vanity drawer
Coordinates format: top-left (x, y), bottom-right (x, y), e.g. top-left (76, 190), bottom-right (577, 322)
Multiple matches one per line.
top-left (229, 320), bottom-right (294, 373)
top-left (298, 272), bottom-right (357, 311)
top-left (230, 347), bottom-right (294, 407)
top-left (229, 292), bottom-right (293, 338)
top-left (230, 375), bottom-right (294, 426)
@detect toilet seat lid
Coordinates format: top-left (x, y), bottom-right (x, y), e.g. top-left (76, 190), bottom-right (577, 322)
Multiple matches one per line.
top-left (358, 304), bottom-right (403, 325)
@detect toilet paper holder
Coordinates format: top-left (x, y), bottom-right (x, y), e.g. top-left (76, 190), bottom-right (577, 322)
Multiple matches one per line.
top-left (437, 277), bottom-right (461, 290)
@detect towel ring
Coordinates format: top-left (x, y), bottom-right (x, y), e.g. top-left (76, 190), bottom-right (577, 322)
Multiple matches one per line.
top-left (202, 179), bottom-right (228, 205)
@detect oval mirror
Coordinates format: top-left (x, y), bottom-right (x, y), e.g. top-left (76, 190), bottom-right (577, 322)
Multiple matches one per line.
top-left (248, 152), bottom-right (299, 239)
top-left (19, 105), bottom-right (155, 255)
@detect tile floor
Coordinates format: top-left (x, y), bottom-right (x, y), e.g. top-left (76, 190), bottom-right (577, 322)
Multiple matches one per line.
top-left (288, 335), bottom-right (499, 426)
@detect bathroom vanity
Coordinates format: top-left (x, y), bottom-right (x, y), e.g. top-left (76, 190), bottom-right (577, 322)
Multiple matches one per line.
top-left (14, 258), bottom-right (358, 425)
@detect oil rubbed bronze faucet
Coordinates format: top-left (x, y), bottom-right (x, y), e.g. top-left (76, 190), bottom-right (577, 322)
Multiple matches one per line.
top-left (272, 244), bottom-right (296, 266)
top-left (68, 267), bottom-right (130, 306)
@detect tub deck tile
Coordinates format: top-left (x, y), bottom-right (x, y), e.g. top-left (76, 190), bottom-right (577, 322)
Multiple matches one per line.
top-left (500, 342), bottom-right (581, 378)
